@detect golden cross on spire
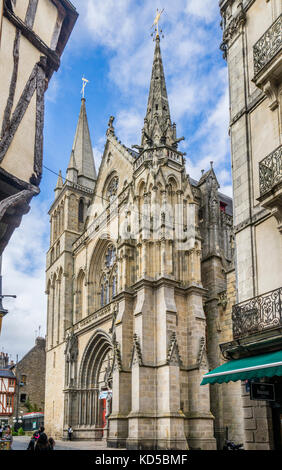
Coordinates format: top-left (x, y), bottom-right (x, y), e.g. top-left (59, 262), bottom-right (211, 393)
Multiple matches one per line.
top-left (81, 76), bottom-right (89, 99)
top-left (152, 8), bottom-right (164, 38)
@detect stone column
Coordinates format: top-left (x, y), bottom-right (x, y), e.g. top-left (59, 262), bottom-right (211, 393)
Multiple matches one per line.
top-left (108, 293), bottom-right (133, 448)
top-left (126, 281), bottom-right (156, 449)
top-left (184, 245), bottom-right (217, 450)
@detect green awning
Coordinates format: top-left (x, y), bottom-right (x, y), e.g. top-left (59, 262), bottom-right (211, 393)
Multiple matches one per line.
top-left (201, 350), bottom-right (282, 385)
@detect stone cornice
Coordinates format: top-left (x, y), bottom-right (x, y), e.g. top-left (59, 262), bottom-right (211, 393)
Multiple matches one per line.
top-left (72, 302), bottom-right (118, 335)
top-left (229, 89), bottom-right (265, 127)
top-left (234, 207), bottom-right (271, 234)
top-left (48, 181), bottom-right (93, 215)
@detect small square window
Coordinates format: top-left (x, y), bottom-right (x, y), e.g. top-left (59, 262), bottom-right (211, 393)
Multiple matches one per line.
top-left (20, 394), bottom-right (26, 403)
top-left (21, 375), bottom-right (27, 386)
top-left (6, 395), bottom-right (12, 407)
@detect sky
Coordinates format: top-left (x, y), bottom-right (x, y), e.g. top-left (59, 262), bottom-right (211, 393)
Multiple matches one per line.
top-left (0, 0), bottom-right (232, 361)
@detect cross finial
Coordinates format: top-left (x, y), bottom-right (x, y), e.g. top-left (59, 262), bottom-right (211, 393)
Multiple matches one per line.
top-left (81, 76), bottom-right (89, 99)
top-left (151, 8), bottom-right (164, 40)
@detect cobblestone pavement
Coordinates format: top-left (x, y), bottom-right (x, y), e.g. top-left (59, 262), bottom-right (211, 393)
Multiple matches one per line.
top-left (11, 436), bottom-right (123, 451)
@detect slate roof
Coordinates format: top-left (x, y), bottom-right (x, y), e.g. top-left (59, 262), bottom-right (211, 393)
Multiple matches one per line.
top-left (0, 369), bottom-right (15, 379)
top-left (190, 176), bottom-right (233, 217)
top-left (126, 147), bottom-right (139, 159)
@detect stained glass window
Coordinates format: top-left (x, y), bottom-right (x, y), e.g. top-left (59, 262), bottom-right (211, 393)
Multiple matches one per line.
top-left (107, 176), bottom-right (119, 200)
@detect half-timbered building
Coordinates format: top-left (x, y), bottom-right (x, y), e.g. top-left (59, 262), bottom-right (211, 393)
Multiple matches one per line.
top-left (0, 0), bottom-right (78, 256)
top-left (0, 367), bottom-right (16, 418)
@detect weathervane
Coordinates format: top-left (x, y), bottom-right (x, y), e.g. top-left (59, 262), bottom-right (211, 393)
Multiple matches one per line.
top-left (81, 76), bottom-right (89, 99)
top-left (151, 8), bottom-right (165, 40)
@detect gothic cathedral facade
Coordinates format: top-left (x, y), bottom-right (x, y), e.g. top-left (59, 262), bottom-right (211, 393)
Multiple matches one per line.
top-left (45, 35), bottom-right (236, 450)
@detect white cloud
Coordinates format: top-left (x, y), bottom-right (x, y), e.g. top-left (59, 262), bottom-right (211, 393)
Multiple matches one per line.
top-left (85, 0), bottom-right (135, 49)
top-left (185, 0), bottom-right (219, 23)
top-left (116, 109), bottom-right (144, 147)
top-left (0, 200), bottom-right (49, 361)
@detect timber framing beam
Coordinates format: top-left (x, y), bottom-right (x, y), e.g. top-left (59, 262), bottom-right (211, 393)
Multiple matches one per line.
top-left (3, 3), bottom-right (60, 76)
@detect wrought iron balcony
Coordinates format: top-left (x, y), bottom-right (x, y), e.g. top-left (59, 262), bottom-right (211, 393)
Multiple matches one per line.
top-left (259, 145), bottom-right (282, 196)
top-left (232, 287), bottom-right (282, 339)
top-left (253, 14), bottom-right (282, 77)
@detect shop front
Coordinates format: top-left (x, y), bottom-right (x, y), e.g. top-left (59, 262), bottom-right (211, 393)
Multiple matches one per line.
top-left (201, 350), bottom-right (282, 450)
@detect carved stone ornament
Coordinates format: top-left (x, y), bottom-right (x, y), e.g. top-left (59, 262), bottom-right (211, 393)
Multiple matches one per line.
top-left (220, 3), bottom-right (246, 58)
top-left (167, 332), bottom-right (182, 366)
top-left (218, 291), bottom-right (228, 310)
top-left (112, 339), bottom-right (123, 372)
top-left (65, 332), bottom-right (78, 363)
top-left (262, 80), bottom-right (279, 111)
top-left (198, 336), bottom-right (208, 370)
top-left (106, 116), bottom-right (115, 136)
top-left (130, 334), bottom-right (143, 367)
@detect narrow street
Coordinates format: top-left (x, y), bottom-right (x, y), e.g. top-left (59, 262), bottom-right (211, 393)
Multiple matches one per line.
top-left (11, 436), bottom-right (122, 451)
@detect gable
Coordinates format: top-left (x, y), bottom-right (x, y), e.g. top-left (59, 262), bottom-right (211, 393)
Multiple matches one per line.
top-left (86, 135), bottom-right (134, 226)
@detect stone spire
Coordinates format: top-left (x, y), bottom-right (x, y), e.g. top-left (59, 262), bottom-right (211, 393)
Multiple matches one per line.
top-left (54, 170), bottom-right (63, 199)
top-left (141, 36), bottom-right (177, 149)
top-left (66, 150), bottom-right (78, 184)
top-left (71, 98), bottom-right (97, 189)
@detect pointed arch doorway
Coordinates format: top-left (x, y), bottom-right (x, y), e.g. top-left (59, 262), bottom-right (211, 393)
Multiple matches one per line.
top-left (76, 330), bottom-right (113, 439)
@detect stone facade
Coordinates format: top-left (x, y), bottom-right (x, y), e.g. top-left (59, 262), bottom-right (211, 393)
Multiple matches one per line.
top-left (219, 0), bottom-right (282, 450)
top-left (44, 33), bottom-right (239, 449)
top-left (12, 337), bottom-right (46, 419)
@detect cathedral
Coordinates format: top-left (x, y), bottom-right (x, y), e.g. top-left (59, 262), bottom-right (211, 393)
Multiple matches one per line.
top-left (44, 32), bottom-right (237, 450)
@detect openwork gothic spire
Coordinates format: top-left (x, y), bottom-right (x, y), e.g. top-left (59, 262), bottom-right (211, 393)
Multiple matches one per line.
top-left (141, 35), bottom-right (177, 149)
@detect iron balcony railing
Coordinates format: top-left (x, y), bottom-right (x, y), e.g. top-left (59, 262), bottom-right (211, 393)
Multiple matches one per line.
top-left (259, 144), bottom-right (282, 196)
top-left (232, 287), bottom-right (282, 339)
top-left (253, 14), bottom-right (282, 76)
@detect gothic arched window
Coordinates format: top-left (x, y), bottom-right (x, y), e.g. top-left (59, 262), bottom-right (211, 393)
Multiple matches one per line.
top-left (105, 281), bottom-right (110, 305)
top-left (78, 199), bottom-right (84, 223)
top-left (106, 245), bottom-right (116, 268)
top-left (107, 176), bottom-right (119, 201)
top-left (101, 283), bottom-right (104, 307)
top-left (100, 245), bottom-right (117, 307)
top-left (112, 275), bottom-right (116, 299)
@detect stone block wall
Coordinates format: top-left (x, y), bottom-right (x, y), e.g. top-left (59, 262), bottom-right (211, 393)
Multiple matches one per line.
top-left (14, 337), bottom-right (46, 417)
top-left (241, 383), bottom-right (274, 450)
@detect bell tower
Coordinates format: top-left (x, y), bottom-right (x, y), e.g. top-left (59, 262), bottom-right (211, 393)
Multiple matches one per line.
top-left (46, 97), bottom-right (96, 357)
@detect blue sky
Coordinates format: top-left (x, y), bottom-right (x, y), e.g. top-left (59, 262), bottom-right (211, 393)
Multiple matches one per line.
top-left (1, 0), bottom-right (232, 360)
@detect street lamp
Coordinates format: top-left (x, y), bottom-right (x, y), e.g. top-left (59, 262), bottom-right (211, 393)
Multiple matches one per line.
top-left (0, 255), bottom-right (16, 334)
top-left (12, 411), bottom-right (23, 432)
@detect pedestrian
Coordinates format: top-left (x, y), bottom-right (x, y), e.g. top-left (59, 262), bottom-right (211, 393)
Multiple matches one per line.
top-left (27, 431), bottom-right (39, 451)
top-left (38, 425), bottom-right (45, 435)
top-left (48, 437), bottom-right (55, 450)
top-left (67, 425), bottom-right (73, 441)
top-left (34, 433), bottom-right (50, 452)
top-left (3, 426), bottom-right (13, 450)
